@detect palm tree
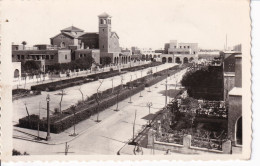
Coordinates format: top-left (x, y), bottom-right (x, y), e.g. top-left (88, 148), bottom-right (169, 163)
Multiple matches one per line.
top-left (21, 41), bottom-right (27, 50)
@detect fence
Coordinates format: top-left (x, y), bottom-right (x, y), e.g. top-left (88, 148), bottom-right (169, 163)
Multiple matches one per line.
top-left (147, 129), bottom-right (231, 154)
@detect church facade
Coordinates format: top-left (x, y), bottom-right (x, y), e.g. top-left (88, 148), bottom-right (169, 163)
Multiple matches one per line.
top-left (49, 12), bottom-right (130, 65)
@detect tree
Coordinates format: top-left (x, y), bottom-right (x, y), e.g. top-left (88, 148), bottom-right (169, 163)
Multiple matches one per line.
top-left (70, 105), bottom-right (77, 136)
top-left (78, 87), bottom-right (84, 101)
top-left (22, 60), bottom-right (41, 74)
top-left (47, 57), bottom-right (94, 72)
top-left (95, 79), bottom-right (104, 122)
top-left (181, 67), bottom-right (223, 100)
top-left (59, 89), bottom-right (65, 113)
top-left (100, 57), bottom-right (112, 66)
top-left (21, 41), bottom-right (27, 50)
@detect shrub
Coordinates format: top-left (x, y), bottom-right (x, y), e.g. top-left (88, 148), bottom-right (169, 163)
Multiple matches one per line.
top-left (19, 85), bottom-right (145, 133)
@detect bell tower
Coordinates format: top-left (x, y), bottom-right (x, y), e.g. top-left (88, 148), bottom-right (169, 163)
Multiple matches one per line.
top-left (98, 12), bottom-right (112, 53)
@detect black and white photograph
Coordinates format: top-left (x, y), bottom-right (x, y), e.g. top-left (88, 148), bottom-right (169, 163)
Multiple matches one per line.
top-left (0, 0), bottom-right (252, 161)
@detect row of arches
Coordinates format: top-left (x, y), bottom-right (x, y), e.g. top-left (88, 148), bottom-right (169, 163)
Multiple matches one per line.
top-left (162, 57), bottom-right (194, 64)
top-left (114, 56), bottom-right (131, 64)
top-left (141, 54), bottom-right (161, 61)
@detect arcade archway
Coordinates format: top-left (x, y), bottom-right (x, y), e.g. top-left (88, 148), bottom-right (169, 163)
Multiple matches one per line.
top-left (183, 57), bottom-right (188, 63)
top-left (175, 57), bottom-right (181, 64)
top-left (162, 57), bottom-right (167, 63)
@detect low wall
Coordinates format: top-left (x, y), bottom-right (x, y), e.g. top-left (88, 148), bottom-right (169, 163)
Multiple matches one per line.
top-left (13, 74), bottom-right (50, 86)
top-left (147, 129), bottom-right (231, 154)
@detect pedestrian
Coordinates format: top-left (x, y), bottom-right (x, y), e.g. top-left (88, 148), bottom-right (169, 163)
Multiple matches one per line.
top-left (165, 149), bottom-right (171, 155)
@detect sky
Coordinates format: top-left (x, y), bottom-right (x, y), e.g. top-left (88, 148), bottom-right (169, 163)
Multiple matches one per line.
top-left (2, 0), bottom-right (250, 50)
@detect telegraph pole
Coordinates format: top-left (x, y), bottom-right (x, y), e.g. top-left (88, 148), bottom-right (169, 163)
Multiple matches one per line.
top-left (46, 94), bottom-right (51, 141)
top-left (165, 74), bottom-right (168, 106)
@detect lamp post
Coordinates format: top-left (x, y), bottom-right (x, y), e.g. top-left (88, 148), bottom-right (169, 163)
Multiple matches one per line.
top-left (46, 94), bottom-right (51, 141)
top-left (111, 77), bottom-right (114, 93)
top-left (146, 102), bottom-right (153, 127)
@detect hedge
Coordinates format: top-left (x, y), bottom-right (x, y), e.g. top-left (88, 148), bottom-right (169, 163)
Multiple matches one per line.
top-left (30, 62), bottom-right (163, 92)
top-left (121, 62), bottom-right (162, 72)
top-left (19, 85), bottom-right (145, 133)
top-left (19, 64), bottom-right (188, 133)
top-left (31, 77), bottom-right (92, 91)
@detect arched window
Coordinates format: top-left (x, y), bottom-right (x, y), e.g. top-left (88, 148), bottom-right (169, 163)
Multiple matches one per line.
top-left (60, 42), bottom-right (65, 48)
top-left (14, 69), bottom-right (19, 78)
top-left (100, 19), bottom-right (104, 24)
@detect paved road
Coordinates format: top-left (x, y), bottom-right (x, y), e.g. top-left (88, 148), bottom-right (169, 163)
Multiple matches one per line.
top-left (13, 68), bottom-right (187, 155)
top-left (12, 63), bottom-right (176, 123)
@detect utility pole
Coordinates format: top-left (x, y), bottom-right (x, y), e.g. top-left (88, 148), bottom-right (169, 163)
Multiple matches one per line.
top-left (226, 34), bottom-right (228, 51)
top-left (65, 142), bottom-right (69, 155)
top-left (128, 75), bottom-right (133, 104)
top-left (46, 94), bottom-right (51, 141)
top-left (131, 109), bottom-right (137, 144)
top-left (165, 77), bottom-right (168, 106)
top-left (37, 102), bottom-right (41, 140)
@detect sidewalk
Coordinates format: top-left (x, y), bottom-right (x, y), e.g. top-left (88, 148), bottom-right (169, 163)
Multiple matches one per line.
top-left (12, 61), bottom-right (149, 90)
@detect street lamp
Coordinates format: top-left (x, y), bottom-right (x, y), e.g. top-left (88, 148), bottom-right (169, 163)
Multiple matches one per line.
top-left (146, 102), bottom-right (153, 127)
top-left (111, 77), bottom-right (114, 93)
top-left (46, 94), bottom-right (51, 141)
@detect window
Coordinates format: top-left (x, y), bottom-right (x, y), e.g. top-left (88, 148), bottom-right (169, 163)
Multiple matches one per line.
top-left (84, 54), bottom-right (86, 57)
top-left (184, 46), bottom-right (186, 48)
top-left (17, 55), bottom-right (20, 60)
top-left (180, 46), bottom-right (182, 48)
top-left (103, 45), bottom-right (104, 48)
top-left (194, 51), bottom-right (196, 54)
top-left (103, 29), bottom-right (104, 32)
top-left (174, 46), bottom-right (176, 48)
top-left (100, 19), bottom-right (104, 24)
top-left (187, 46), bottom-right (190, 48)
top-left (46, 55), bottom-right (49, 60)
top-left (65, 55), bottom-right (67, 59)
top-left (104, 19), bottom-right (107, 24)
top-left (51, 55), bottom-right (54, 59)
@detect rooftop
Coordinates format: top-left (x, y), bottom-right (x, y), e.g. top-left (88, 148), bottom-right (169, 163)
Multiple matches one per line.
top-left (98, 12), bottom-right (111, 18)
top-left (61, 26), bottom-right (84, 32)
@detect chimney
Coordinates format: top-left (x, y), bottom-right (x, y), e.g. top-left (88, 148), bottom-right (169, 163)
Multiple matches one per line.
top-left (234, 55), bottom-right (242, 88)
